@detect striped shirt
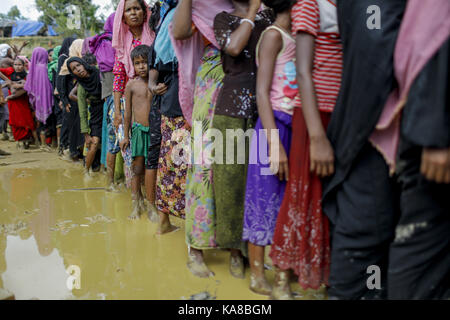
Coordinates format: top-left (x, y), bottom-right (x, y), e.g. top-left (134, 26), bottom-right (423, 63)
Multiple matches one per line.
top-left (292, 0), bottom-right (342, 112)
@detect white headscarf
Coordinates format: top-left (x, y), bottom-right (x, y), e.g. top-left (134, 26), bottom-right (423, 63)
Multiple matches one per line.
top-left (0, 44), bottom-right (11, 59)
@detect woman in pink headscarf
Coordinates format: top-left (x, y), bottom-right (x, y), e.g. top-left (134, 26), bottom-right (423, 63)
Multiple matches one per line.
top-left (112, 0), bottom-right (155, 189)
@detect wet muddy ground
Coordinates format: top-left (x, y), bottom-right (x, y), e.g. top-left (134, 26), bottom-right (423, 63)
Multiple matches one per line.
top-left (0, 140), bottom-right (326, 300)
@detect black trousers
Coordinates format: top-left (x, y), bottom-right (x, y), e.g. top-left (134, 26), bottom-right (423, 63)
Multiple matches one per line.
top-left (325, 140), bottom-right (450, 300)
top-left (388, 139), bottom-right (450, 299)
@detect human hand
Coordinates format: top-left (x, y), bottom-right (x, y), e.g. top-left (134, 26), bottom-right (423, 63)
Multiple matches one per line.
top-left (269, 141), bottom-right (289, 181)
top-left (120, 137), bottom-right (130, 151)
top-left (65, 104), bottom-right (71, 113)
top-left (84, 134), bottom-right (92, 146)
top-left (310, 135), bottom-right (335, 178)
top-left (114, 115), bottom-right (122, 130)
top-left (421, 147), bottom-right (450, 184)
top-left (150, 83), bottom-right (168, 96)
top-left (59, 101), bottom-right (63, 109)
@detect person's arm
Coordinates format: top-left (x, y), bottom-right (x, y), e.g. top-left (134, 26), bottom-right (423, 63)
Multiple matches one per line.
top-left (0, 70), bottom-right (9, 82)
top-left (296, 32), bottom-right (334, 178)
top-left (148, 69), bottom-right (167, 96)
top-left (113, 57), bottom-right (126, 129)
top-left (11, 80), bottom-right (25, 90)
top-left (69, 85), bottom-right (78, 102)
top-left (77, 85), bottom-right (90, 135)
top-left (6, 89), bottom-right (26, 100)
top-left (214, 0), bottom-right (261, 57)
top-left (121, 83), bottom-right (133, 151)
top-left (256, 29), bottom-right (288, 181)
top-left (0, 68), bottom-right (12, 87)
top-left (172, 0), bottom-right (194, 40)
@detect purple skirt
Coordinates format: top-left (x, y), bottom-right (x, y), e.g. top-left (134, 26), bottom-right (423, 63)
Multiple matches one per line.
top-left (243, 110), bottom-right (292, 246)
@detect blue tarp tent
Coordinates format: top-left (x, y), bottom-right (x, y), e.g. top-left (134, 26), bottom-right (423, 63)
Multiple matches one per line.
top-left (12, 20), bottom-right (58, 37)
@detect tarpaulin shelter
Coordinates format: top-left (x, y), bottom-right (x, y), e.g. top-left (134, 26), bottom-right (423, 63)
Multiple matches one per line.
top-left (11, 20), bottom-right (58, 37)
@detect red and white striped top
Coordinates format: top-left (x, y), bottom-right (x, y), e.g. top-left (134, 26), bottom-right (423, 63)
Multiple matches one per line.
top-left (292, 0), bottom-right (342, 112)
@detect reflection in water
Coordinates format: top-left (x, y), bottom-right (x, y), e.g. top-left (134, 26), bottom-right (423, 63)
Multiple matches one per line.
top-left (0, 168), bottom-right (326, 300)
top-left (2, 235), bottom-right (73, 300)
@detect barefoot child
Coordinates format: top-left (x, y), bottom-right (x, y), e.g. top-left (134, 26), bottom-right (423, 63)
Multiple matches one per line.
top-left (67, 56), bottom-right (104, 177)
top-left (243, 0), bottom-right (297, 296)
top-left (120, 45), bottom-right (152, 220)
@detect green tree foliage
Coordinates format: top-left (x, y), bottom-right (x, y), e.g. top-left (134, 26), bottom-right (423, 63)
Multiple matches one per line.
top-left (36, 0), bottom-right (103, 37)
top-left (0, 5), bottom-right (27, 20)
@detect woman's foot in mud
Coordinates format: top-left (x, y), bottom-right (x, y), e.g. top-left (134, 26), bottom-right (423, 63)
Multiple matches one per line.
top-left (187, 249), bottom-right (214, 278)
top-left (249, 273), bottom-right (272, 296)
top-left (270, 269), bottom-right (294, 300)
top-left (128, 200), bottom-right (141, 220)
top-left (229, 252), bottom-right (245, 279)
top-left (147, 203), bottom-right (159, 223)
top-left (156, 214), bottom-right (179, 235)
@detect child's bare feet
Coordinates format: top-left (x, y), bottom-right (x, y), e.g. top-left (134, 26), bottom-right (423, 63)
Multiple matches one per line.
top-left (250, 273), bottom-right (272, 296)
top-left (229, 252), bottom-right (245, 279)
top-left (187, 249), bottom-right (214, 278)
top-left (156, 213), bottom-right (179, 235)
top-left (128, 200), bottom-right (141, 220)
top-left (270, 269), bottom-right (293, 300)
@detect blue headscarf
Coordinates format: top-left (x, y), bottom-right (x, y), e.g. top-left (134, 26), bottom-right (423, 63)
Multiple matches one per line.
top-left (154, 6), bottom-right (177, 65)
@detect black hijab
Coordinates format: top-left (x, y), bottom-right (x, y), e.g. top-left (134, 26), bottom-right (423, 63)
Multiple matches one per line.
top-left (66, 57), bottom-right (102, 97)
top-left (59, 37), bottom-right (76, 58)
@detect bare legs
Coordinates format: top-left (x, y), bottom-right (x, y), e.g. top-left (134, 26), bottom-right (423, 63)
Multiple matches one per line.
top-left (187, 248), bottom-right (214, 278)
top-left (248, 243), bottom-right (272, 295)
top-left (157, 211), bottom-right (179, 235)
top-left (84, 136), bottom-right (100, 177)
top-left (271, 267), bottom-right (293, 300)
top-left (145, 168), bottom-right (158, 222)
top-left (129, 156), bottom-right (145, 220)
top-left (230, 249), bottom-right (245, 279)
top-left (106, 152), bottom-right (117, 191)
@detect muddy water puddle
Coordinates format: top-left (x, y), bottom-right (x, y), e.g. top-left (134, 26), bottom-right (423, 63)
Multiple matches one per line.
top-left (0, 168), bottom-right (326, 300)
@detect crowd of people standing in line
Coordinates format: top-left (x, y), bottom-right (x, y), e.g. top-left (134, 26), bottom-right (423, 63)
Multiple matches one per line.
top-left (0, 0), bottom-right (448, 300)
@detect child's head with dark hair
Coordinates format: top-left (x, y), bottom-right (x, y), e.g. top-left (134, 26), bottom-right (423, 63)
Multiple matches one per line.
top-left (131, 45), bottom-right (151, 78)
top-left (262, 0), bottom-right (296, 15)
top-left (82, 53), bottom-right (97, 66)
top-left (131, 45), bottom-right (151, 63)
